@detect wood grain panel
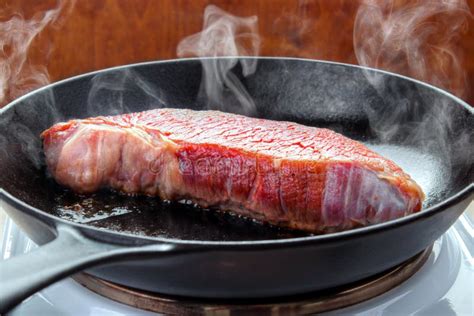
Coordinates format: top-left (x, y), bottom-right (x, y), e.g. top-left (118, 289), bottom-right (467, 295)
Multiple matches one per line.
top-left (1, 0), bottom-right (473, 106)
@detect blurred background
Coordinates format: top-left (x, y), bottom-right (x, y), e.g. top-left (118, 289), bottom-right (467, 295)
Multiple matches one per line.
top-left (1, 0), bottom-right (473, 108)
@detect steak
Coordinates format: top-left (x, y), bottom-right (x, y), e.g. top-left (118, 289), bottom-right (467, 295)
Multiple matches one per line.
top-left (42, 108), bottom-right (424, 233)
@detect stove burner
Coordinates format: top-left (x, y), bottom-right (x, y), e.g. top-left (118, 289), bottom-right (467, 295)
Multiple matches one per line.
top-left (73, 245), bottom-right (432, 315)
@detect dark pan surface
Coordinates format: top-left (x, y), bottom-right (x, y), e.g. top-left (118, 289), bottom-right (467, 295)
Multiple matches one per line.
top-left (0, 58), bottom-right (472, 243)
top-left (51, 187), bottom-right (309, 241)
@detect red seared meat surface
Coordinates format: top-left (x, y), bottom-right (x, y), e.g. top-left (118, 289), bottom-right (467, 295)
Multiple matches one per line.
top-left (41, 108), bottom-right (424, 233)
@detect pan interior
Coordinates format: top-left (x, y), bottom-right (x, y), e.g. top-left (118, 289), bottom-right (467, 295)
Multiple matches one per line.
top-left (0, 58), bottom-right (472, 241)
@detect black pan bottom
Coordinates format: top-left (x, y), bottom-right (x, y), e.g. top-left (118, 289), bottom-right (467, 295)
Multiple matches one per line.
top-left (73, 245), bottom-right (432, 314)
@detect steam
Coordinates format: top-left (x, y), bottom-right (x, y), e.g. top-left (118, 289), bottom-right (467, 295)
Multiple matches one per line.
top-left (87, 5), bottom-right (260, 118)
top-left (177, 5), bottom-right (260, 115)
top-left (353, 0), bottom-right (473, 172)
top-left (87, 69), bottom-right (168, 116)
top-left (354, 0), bottom-right (471, 98)
top-left (0, 1), bottom-right (75, 169)
top-left (0, 0), bottom-right (76, 105)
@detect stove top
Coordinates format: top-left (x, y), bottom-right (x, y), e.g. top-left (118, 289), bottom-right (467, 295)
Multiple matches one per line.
top-left (1, 213), bottom-right (473, 315)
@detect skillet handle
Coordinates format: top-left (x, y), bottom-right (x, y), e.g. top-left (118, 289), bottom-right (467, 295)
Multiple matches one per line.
top-left (0, 224), bottom-right (179, 314)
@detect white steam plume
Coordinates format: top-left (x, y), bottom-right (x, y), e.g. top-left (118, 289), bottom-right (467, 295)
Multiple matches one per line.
top-left (354, 0), bottom-right (471, 98)
top-left (87, 68), bottom-right (168, 116)
top-left (177, 5), bottom-right (260, 115)
top-left (353, 0), bottom-right (473, 177)
top-left (0, 1), bottom-right (75, 169)
top-left (0, 0), bottom-right (75, 105)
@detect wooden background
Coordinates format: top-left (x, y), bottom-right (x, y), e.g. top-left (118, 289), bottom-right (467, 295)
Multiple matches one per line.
top-left (1, 0), bottom-right (473, 107)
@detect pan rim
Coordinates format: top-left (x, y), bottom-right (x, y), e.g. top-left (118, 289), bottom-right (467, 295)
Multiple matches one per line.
top-left (1, 56), bottom-right (472, 115)
top-left (0, 56), bottom-right (473, 247)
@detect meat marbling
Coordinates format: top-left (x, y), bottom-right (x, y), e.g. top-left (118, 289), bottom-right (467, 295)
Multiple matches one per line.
top-left (41, 108), bottom-right (424, 233)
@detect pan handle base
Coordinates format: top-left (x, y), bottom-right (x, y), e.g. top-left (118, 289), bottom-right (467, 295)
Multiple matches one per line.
top-left (0, 224), bottom-right (181, 314)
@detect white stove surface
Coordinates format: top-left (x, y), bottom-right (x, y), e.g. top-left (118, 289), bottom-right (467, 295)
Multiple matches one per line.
top-left (1, 214), bottom-right (473, 316)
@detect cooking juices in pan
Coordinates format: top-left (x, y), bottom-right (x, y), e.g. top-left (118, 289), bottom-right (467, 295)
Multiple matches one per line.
top-left (53, 188), bottom-right (309, 241)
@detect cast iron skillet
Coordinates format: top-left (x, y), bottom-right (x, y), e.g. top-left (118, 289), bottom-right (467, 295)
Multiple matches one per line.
top-left (0, 57), bottom-right (473, 313)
